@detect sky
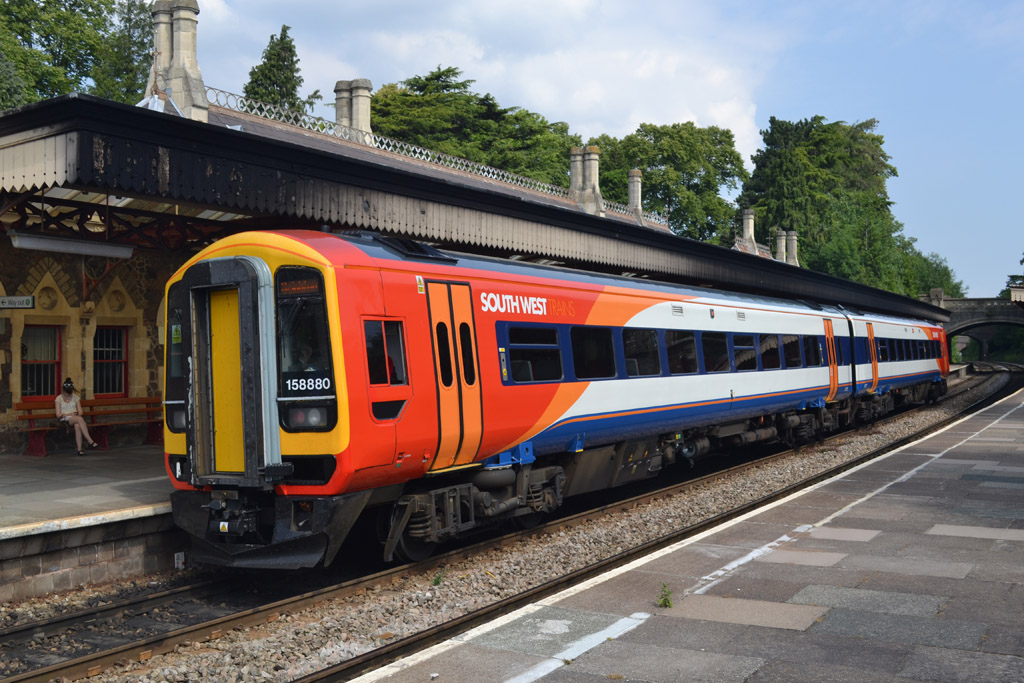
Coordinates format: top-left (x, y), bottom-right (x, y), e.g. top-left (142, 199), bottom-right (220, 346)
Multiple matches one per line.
top-left (192, 0), bottom-right (1023, 297)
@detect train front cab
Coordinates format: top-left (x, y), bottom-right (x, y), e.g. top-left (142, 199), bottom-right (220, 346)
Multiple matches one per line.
top-left (164, 247), bottom-right (368, 568)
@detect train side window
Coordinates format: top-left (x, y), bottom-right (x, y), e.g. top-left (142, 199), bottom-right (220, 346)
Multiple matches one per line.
top-left (733, 334), bottom-right (758, 371)
top-left (803, 336), bottom-right (822, 366)
top-left (623, 328), bottom-right (661, 377)
top-left (702, 332), bottom-right (731, 373)
top-left (571, 326), bottom-right (616, 379)
top-left (666, 330), bottom-right (698, 374)
top-left (435, 322), bottom-right (454, 387)
top-left (782, 335), bottom-right (802, 368)
top-left (760, 334), bottom-right (781, 369)
top-left (877, 338), bottom-right (889, 363)
top-left (508, 325), bottom-right (562, 382)
top-left (365, 320), bottom-right (408, 386)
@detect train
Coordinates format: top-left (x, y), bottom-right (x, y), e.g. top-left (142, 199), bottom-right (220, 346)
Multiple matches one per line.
top-left (163, 230), bottom-right (948, 568)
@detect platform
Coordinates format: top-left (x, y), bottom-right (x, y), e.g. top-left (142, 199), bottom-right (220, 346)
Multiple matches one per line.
top-left (0, 444), bottom-right (171, 541)
top-left (361, 387), bottom-right (1024, 683)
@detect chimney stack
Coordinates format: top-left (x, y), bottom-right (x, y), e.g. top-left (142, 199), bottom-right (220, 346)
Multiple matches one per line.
top-left (334, 78), bottom-right (373, 143)
top-left (627, 169), bottom-right (644, 225)
top-left (144, 0), bottom-right (207, 122)
top-left (569, 146), bottom-right (604, 217)
top-left (741, 209), bottom-right (755, 243)
top-left (786, 230), bottom-right (799, 266)
top-left (775, 228), bottom-right (787, 262)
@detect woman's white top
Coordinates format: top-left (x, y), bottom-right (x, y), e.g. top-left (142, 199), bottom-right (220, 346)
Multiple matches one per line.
top-left (56, 393), bottom-right (81, 416)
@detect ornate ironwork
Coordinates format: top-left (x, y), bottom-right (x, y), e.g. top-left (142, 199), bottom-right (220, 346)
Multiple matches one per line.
top-left (205, 86), bottom-right (669, 227)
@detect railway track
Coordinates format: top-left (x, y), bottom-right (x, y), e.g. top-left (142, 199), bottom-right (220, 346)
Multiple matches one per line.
top-left (2, 365), bottom-right (1016, 683)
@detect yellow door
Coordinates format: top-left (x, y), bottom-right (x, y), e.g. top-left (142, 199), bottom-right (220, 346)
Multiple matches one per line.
top-left (209, 288), bottom-right (245, 473)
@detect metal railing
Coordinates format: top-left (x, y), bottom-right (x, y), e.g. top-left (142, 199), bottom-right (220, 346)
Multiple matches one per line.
top-left (206, 87), bottom-right (669, 227)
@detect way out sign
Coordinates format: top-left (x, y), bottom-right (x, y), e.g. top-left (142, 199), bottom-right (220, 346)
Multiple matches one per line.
top-left (0, 296), bottom-right (34, 309)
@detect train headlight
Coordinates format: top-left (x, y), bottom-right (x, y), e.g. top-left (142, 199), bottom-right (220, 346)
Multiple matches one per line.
top-left (282, 403), bottom-right (335, 431)
top-left (306, 408), bottom-right (325, 426)
top-left (169, 408), bottom-right (186, 430)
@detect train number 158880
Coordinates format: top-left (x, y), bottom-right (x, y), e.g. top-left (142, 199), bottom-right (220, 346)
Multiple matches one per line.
top-left (284, 377), bottom-right (332, 392)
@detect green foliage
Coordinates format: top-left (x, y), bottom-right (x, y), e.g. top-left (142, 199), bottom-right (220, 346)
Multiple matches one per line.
top-left (0, 48), bottom-right (30, 110)
top-left (371, 66), bottom-right (581, 188)
top-left (88, 0), bottom-right (152, 104)
top-left (593, 123), bottom-right (748, 242)
top-left (739, 116), bottom-right (963, 297)
top-left (0, 0), bottom-right (114, 101)
top-left (243, 25), bottom-right (321, 114)
top-left (431, 569), bottom-right (447, 586)
top-left (982, 252), bottom-right (1024, 362)
top-left (657, 582), bottom-right (673, 608)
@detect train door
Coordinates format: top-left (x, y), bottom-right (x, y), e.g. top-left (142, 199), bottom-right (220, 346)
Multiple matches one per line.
top-left (865, 322), bottom-right (880, 393)
top-left (823, 319), bottom-right (839, 401)
top-left (426, 281), bottom-right (483, 471)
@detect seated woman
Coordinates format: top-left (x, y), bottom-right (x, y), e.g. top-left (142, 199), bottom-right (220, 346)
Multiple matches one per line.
top-left (55, 378), bottom-right (99, 456)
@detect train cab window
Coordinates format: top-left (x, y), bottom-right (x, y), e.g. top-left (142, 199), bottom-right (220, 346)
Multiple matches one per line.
top-left (364, 320), bottom-right (407, 386)
top-left (782, 335), bottom-right (802, 368)
top-left (759, 334), bottom-right (781, 370)
top-left (666, 330), bottom-right (699, 374)
top-left (733, 334), bottom-right (758, 371)
top-left (507, 326), bottom-right (563, 382)
top-left (623, 328), bottom-right (661, 377)
top-left (702, 332), bottom-right (731, 373)
top-left (803, 336), bottom-right (822, 366)
top-left (571, 326), bottom-right (616, 379)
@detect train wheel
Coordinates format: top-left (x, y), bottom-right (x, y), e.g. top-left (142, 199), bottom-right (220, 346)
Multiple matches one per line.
top-left (512, 511), bottom-right (544, 530)
top-left (392, 530), bottom-right (434, 563)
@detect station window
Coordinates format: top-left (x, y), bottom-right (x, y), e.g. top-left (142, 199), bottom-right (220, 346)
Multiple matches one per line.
top-left (623, 328), bottom-right (660, 377)
top-left (782, 335), bottom-right (802, 368)
top-left (803, 336), bottom-right (822, 366)
top-left (365, 320), bottom-right (408, 386)
top-left (759, 334), bottom-right (781, 370)
top-left (508, 326), bottom-right (562, 382)
top-left (666, 330), bottom-right (698, 374)
top-left (733, 334), bottom-right (758, 371)
top-left (702, 332), bottom-right (730, 373)
top-left (21, 325), bottom-right (60, 400)
top-left (571, 326), bottom-right (616, 379)
top-left (93, 326), bottom-right (128, 397)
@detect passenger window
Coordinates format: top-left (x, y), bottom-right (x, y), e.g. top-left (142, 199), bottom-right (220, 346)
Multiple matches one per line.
top-left (803, 336), bottom-right (822, 366)
top-left (508, 326), bottom-right (562, 383)
top-left (760, 334), bottom-right (781, 370)
top-left (702, 332), bottom-right (730, 373)
top-left (435, 322), bottom-right (453, 387)
top-left (733, 334), bottom-right (758, 371)
top-left (365, 320), bottom-right (408, 386)
top-left (782, 335), bottom-right (802, 368)
top-left (571, 326), bottom-right (616, 379)
top-left (877, 338), bottom-right (888, 363)
top-left (623, 328), bottom-right (661, 377)
top-left (666, 330), bottom-right (698, 374)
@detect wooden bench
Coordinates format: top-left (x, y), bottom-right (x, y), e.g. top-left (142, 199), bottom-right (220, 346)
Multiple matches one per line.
top-left (15, 396), bottom-right (163, 457)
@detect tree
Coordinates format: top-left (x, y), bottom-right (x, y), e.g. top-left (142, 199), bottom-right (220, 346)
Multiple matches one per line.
top-left (593, 123), bottom-right (748, 241)
top-left (738, 116), bottom-right (962, 297)
top-left (372, 66), bottom-right (581, 187)
top-left (0, 49), bottom-right (30, 110)
top-left (243, 25), bottom-right (321, 113)
top-left (0, 0), bottom-right (114, 101)
top-left (89, 0), bottom-right (152, 104)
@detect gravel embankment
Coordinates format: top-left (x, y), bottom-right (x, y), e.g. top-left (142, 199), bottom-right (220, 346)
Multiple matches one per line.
top-left (4, 371), bottom-right (1007, 683)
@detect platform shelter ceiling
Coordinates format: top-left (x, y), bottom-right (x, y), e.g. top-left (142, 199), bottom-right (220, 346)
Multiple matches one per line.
top-left (0, 94), bottom-right (948, 323)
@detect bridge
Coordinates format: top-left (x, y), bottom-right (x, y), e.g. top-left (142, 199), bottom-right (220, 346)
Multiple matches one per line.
top-left (924, 288), bottom-right (1024, 358)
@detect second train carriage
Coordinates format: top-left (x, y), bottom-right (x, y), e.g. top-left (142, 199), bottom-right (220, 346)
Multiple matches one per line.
top-left (163, 230), bottom-right (948, 568)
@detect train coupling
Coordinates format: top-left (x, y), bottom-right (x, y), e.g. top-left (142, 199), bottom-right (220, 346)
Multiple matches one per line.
top-left (204, 491), bottom-right (259, 538)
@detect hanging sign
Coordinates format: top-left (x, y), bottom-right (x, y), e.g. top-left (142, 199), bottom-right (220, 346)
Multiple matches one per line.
top-left (0, 296), bottom-right (34, 309)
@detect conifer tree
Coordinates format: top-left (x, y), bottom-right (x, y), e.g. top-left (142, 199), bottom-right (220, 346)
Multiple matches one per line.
top-left (243, 25), bottom-right (320, 113)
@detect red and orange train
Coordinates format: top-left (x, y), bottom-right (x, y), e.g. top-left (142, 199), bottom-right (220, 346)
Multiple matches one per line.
top-left (163, 230), bottom-right (948, 568)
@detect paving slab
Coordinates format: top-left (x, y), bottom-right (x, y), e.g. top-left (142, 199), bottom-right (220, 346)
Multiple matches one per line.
top-left (668, 594), bottom-right (828, 630)
top-left (557, 640), bottom-right (763, 683)
top-left (755, 549), bottom-right (847, 567)
top-left (838, 554), bottom-right (974, 579)
top-left (805, 526), bottom-right (880, 542)
top-left (746, 660), bottom-right (908, 683)
top-left (927, 523), bottom-right (1024, 541)
top-left (811, 608), bottom-right (987, 649)
top-left (469, 606), bottom-right (627, 659)
top-left (787, 584), bottom-right (945, 617)
top-left (899, 645), bottom-right (1024, 683)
